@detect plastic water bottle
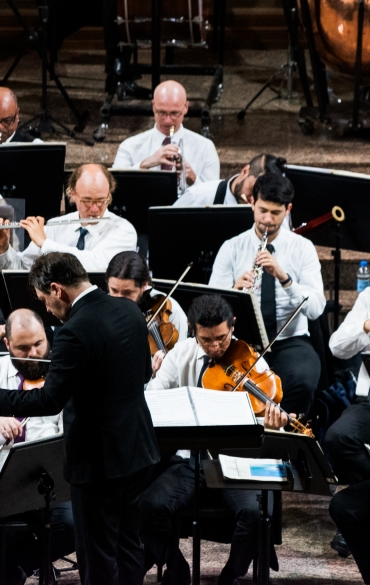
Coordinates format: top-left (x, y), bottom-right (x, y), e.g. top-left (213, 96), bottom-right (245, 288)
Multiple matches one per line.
top-left (357, 260), bottom-right (370, 292)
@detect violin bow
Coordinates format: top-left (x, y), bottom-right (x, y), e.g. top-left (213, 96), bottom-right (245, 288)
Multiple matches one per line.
top-left (230, 297), bottom-right (309, 393)
top-left (146, 262), bottom-right (193, 327)
top-left (0, 417), bottom-right (31, 452)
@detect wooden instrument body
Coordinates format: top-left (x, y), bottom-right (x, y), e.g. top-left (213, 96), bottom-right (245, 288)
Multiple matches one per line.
top-left (146, 294), bottom-right (179, 356)
top-left (303, 0), bottom-right (370, 75)
top-left (202, 339), bottom-right (283, 416)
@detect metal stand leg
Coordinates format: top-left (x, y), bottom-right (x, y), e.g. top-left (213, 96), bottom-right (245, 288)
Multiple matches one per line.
top-left (192, 449), bottom-right (201, 585)
top-left (257, 491), bottom-right (271, 585)
top-left (332, 222), bottom-right (342, 331)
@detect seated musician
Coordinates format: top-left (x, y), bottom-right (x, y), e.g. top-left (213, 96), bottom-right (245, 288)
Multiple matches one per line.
top-left (0, 164), bottom-right (137, 272)
top-left (173, 153), bottom-right (287, 207)
top-left (143, 294), bottom-right (290, 585)
top-left (106, 251), bottom-right (188, 345)
top-left (112, 80), bottom-right (220, 187)
top-left (0, 308), bottom-right (74, 585)
top-left (209, 173), bottom-right (325, 416)
top-left (0, 88), bottom-right (42, 144)
top-left (324, 287), bottom-right (370, 561)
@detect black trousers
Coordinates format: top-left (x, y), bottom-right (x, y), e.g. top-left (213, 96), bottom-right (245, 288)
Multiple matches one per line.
top-left (71, 467), bottom-right (150, 585)
top-left (264, 336), bottom-right (321, 416)
top-left (6, 501), bottom-right (75, 581)
top-left (330, 480), bottom-right (370, 584)
top-left (324, 403), bottom-right (370, 484)
top-left (140, 458), bottom-right (264, 579)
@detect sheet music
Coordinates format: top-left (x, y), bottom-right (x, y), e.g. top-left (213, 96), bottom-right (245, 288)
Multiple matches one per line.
top-left (145, 387), bottom-right (197, 426)
top-left (188, 387), bottom-right (257, 426)
top-left (219, 454), bottom-right (287, 482)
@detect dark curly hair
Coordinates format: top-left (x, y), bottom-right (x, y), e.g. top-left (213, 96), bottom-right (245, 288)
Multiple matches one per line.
top-left (28, 252), bottom-right (89, 294)
top-left (252, 172), bottom-right (294, 207)
top-left (187, 295), bottom-right (234, 336)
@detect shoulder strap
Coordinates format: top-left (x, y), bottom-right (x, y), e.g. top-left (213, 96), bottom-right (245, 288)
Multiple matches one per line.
top-left (213, 180), bottom-right (228, 204)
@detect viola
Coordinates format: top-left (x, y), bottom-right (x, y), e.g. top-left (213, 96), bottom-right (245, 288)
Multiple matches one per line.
top-left (144, 294), bottom-right (179, 356)
top-left (23, 378), bottom-right (45, 390)
top-left (202, 339), bottom-right (314, 438)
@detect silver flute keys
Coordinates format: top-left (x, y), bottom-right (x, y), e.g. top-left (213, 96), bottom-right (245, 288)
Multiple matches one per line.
top-left (244, 229), bottom-right (269, 293)
top-left (0, 217), bottom-right (111, 230)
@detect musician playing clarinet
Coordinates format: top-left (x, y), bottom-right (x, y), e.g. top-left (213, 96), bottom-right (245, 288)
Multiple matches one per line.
top-left (112, 80), bottom-right (220, 187)
top-left (0, 164), bottom-right (136, 272)
top-left (209, 172), bottom-right (326, 416)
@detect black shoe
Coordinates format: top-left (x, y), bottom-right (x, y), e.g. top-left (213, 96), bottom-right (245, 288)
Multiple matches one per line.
top-left (218, 564), bottom-right (239, 585)
top-left (11, 567), bottom-right (27, 585)
top-left (330, 531), bottom-right (352, 558)
top-left (161, 554), bottom-right (191, 585)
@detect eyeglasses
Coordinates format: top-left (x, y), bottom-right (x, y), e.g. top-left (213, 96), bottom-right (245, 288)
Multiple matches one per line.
top-left (153, 105), bottom-right (187, 119)
top-left (0, 114), bottom-right (17, 127)
top-left (197, 329), bottom-right (232, 348)
top-left (78, 198), bottom-right (109, 208)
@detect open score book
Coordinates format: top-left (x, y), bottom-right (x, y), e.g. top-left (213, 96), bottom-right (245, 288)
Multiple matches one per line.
top-left (145, 387), bottom-right (257, 427)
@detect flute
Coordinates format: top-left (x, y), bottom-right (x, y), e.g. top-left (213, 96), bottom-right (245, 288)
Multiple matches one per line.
top-left (0, 217), bottom-right (111, 230)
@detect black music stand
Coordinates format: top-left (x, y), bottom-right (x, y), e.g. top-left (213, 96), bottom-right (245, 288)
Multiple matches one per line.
top-left (0, 143), bottom-right (65, 246)
top-left (152, 279), bottom-right (269, 350)
top-left (0, 272), bottom-right (106, 325)
top-left (148, 205), bottom-right (254, 283)
top-left (0, 435), bottom-right (70, 585)
top-left (154, 423), bottom-right (264, 585)
top-left (203, 430), bottom-right (336, 585)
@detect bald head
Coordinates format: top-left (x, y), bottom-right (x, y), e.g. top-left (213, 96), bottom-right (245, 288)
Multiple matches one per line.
top-left (68, 164), bottom-right (115, 219)
top-left (152, 81), bottom-right (188, 134)
top-left (5, 309), bottom-right (44, 342)
top-left (0, 87), bottom-right (19, 142)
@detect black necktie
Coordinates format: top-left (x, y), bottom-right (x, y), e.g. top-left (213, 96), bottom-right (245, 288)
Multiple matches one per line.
top-left (261, 243), bottom-right (277, 341)
top-left (197, 354), bottom-right (209, 388)
top-left (160, 136), bottom-right (172, 171)
top-left (76, 227), bottom-right (89, 250)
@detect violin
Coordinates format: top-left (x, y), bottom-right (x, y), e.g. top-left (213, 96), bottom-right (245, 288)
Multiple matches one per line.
top-left (202, 338), bottom-right (314, 438)
top-left (22, 378), bottom-right (45, 390)
top-left (145, 294), bottom-right (179, 356)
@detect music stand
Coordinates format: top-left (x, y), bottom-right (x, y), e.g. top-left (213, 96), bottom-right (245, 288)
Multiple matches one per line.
top-left (204, 430), bottom-right (336, 585)
top-left (0, 143), bottom-right (65, 247)
top-left (152, 279), bottom-right (269, 350)
top-left (0, 435), bottom-right (70, 585)
top-left (0, 272), bottom-right (107, 325)
top-left (149, 206), bottom-right (254, 283)
top-left (154, 423), bottom-right (264, 585)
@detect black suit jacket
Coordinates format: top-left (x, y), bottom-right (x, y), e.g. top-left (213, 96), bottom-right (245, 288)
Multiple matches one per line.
top-left (9, 129), bottom-right (34, 143)
top-left (0, 288), bottom-right (160, 484)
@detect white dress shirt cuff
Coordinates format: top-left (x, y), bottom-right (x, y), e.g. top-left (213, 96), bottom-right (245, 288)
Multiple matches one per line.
top-left (133, 162), bottom-right (142, 170)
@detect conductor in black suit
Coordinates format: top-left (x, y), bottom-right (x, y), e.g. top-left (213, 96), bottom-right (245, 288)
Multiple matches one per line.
top-left (0, 252), bottom-right (160, 585)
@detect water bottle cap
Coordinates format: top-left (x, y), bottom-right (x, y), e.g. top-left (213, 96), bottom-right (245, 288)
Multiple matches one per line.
top-left (361, 260), bottom-right (368, 267)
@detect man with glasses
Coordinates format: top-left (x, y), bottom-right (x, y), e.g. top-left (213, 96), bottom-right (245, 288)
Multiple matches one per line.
top-left (143, 294), bottom-right (288, 585)
top-left (0, 163), bottom-right (136, 272)
top-left (112, 80), bottom-right (220, 187)
top-left (0, 87), bottom-right (41, 144)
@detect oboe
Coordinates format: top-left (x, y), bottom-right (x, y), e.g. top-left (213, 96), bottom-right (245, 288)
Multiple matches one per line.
top-left (244, 229), bottom-right (268, 293)
top-left (0, 217), bottom-right (111, 230)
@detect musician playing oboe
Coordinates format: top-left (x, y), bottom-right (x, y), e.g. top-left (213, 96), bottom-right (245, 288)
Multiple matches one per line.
top-left (209, 173), bottom-right (326, 416)
top-left (0, 164), bottom-right (137, 272)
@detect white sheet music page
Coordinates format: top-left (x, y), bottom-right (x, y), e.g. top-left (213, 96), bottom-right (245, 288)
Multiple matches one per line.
top-left (145, 387), bottom-right (197, 426)
top-left (188, 387), bottom-right (257, 426)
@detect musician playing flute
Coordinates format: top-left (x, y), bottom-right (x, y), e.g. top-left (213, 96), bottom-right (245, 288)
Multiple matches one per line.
top-left (0, 164), bottom-right (136, 272)
top-left (209, 173), bottom-right (326, 416)
top-left (112, 80), bottom-right (220, 187)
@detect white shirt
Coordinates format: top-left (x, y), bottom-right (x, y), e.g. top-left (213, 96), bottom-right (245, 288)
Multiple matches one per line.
top-left (209, 225), bottom-right (325, 339)
top-left (0, 355), bottom-right (62, 470)
top-left (0, 209), bottom-right (137, 272)
top-left (112, 124), bottom-right (220, 186)
top-left (173, 175), bottom-right (291, 229)
top-left (329, 288), bottom-right (370, 396)
top-left (150, 287), bottom-right (188, 342)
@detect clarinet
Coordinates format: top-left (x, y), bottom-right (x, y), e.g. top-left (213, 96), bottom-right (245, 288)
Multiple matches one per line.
top-left (244, 230), bottom-right (268, 293)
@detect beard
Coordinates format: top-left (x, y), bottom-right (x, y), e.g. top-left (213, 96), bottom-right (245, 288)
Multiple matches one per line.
top-left (10, 345), bottom-right (51, 380)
